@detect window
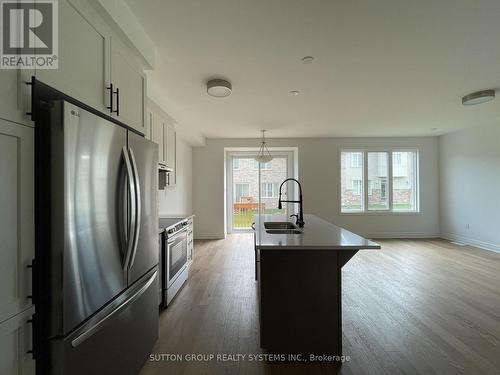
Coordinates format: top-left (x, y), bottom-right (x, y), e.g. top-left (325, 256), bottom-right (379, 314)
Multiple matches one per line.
top-left (351, 152), bottom-right (363, 168)
top-left (367, 152), bottom-right (389, 210)
top-left (255, 161), bottom-right (272, 170)
top-left (393, 152), bottom-right (402, 166)
top-left (352, 180), bottom-right (362, 195)
top-left (234, 183), bottom-right (250, 203)
top-left (232, 158), bottom-right (240, 170)
top-left (340, 150), bottom-right (419, 213)
top-left (341, 152), bottom-right (364, 212)
top-left (393, 151), bottom-right (418, 211)
top-left (261, 183), bottom-right (279, 198)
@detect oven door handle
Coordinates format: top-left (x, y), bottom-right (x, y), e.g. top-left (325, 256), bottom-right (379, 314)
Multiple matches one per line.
top-left (167, 228), bottom-right (188, 243)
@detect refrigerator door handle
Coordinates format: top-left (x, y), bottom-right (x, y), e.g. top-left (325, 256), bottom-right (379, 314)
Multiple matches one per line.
top-left (128, 147), bottom-right (141, 270)
top-left (71, 270), bottom-right (157, 348)
top-left (122, 146), bottom-right (137, 269)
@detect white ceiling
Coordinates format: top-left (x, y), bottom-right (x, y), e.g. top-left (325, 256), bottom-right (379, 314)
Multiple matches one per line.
top-left (126, 0), bottom-right (500, 139)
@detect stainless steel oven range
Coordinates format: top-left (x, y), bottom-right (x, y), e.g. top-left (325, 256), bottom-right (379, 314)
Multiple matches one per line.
top-left (159, 218), bottom-right (190, 307)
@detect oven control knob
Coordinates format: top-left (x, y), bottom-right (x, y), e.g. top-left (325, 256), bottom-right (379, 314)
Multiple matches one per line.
top-left (168, 229), bottom-right (174, 235)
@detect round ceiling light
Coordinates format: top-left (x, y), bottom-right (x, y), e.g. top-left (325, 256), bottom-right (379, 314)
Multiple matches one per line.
top-left (462, 89), bottom-right (495, 105)
top-left (207, 79), bottom-right (232, 98)
top-left (289, 90), bottom-right (300, 96)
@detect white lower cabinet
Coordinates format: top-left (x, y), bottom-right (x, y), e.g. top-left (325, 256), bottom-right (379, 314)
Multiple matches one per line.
top-left (0, 70), bottom-right (33, 127)
top-left (0, 120), bottom-right (34, 324)
top-left (0, 307), bottom-right (35, 375)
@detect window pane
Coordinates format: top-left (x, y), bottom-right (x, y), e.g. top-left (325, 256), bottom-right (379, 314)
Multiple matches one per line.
top-left (367, 152), bottom-right (389, 210)
top-left (232, 158), bottom-right (259, 229)
top-left (341, 152), bottom-right (364, 212)
top-left (260, 157), bottom-right (287, 215)
top-left (393, 151), bottom-right (417, 211)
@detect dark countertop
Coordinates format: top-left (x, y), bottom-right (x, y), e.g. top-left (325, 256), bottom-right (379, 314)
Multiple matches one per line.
top-left (254, 214), bottom-right (381, 251)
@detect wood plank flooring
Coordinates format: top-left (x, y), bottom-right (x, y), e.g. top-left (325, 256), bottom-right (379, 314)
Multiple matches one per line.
top-left (140, 235), bottom-right (500, 375)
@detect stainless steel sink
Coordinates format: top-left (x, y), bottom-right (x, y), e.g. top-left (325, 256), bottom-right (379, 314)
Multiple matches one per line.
top-left (265, 229), bottom-right (303, 234)
top-left (264, 221), bottom-right (297, 230)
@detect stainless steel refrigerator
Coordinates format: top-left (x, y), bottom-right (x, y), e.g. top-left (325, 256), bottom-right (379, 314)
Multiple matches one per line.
top-left (34, 100), bottom-right (159, 375)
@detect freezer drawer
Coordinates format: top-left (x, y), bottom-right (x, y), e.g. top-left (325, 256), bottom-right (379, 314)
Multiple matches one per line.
top-left (46, 269), bottom-right (158, 375)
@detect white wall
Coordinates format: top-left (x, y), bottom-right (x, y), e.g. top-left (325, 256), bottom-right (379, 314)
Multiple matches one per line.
top-left (193, 137), bottom-right (439, 239)
top-left (440, 124), bottom-right (500, 252)
top-left (158, 135), bottom-right (193, 216)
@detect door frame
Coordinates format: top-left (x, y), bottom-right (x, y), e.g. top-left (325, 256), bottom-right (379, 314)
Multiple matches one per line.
top-left (225, 148), bottom-right (297, 234)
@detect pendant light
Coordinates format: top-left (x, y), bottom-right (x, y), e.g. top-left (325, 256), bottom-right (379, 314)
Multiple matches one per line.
top-left (255, 130), bottom-right (273, 163)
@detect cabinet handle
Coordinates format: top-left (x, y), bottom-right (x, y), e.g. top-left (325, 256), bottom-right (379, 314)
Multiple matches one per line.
top-left (106, 84), bottom-right (114, 113)
top-left (114, 87), bottom-right (120, 116)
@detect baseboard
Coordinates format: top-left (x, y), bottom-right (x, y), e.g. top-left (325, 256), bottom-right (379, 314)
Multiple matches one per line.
top-left (361, 232), bottom-right (441, 239)
top-left (440, 232), bottom-right (500, 254)
top-left (194, 233), bottom-right (226, 240)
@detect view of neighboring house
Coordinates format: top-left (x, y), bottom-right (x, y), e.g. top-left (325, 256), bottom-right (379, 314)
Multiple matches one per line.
top-left (232, 157), bottom-right (287, 209)
top-left (341, 150), bottom-right (418, 212)
top-left (230, 157), bottom-right (288, 228)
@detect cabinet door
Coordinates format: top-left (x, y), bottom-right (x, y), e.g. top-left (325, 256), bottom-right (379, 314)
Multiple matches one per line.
top-left (35, 0), bottom-right (108, 114)
top-left (145, 109), bottom-right (154, 141)
top-left (151, 114), bottom-right (165, 163)
top-left (0, 70), bottom-right (33, 127)
top-left (110, 37), bottom-right (146, 135)
top-left (0, 120), bottom-right (34, 323)
top-left (0, 307), bottom-right (35, 375)
top-left (165, 124), bottom-right (176, 186)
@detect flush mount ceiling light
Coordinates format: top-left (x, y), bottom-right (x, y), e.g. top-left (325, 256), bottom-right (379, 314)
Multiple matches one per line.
top-left (462, 89), bottom-right (495, 105)
top-left (289, 90), bottom-right (300, 96)
top-left (207, 79), bottom-right (232, 97)
top-left (255, 130), bottom-right (273, 163)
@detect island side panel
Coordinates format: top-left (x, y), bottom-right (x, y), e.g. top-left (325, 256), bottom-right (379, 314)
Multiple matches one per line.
top-left (259, 249), bottom-right (341, 355)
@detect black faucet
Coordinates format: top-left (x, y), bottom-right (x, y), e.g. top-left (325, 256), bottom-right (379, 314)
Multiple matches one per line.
top-left (277, 178), bottom-right (305, 227)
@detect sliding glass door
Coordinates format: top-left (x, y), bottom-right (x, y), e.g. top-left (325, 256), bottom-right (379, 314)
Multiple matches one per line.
top-left (227, 151), bottom-right (294, 232)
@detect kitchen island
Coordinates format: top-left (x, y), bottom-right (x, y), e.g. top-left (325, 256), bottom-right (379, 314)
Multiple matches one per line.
top-left (253, 214), bottom-right (380, 357)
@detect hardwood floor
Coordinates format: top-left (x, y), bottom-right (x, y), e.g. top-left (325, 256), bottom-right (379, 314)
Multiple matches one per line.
top-left (140, 235), bottom-right (500, 375)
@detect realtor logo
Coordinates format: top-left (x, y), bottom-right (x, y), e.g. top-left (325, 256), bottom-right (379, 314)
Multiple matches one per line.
top-left (1, 0), bottom-right (58, 69)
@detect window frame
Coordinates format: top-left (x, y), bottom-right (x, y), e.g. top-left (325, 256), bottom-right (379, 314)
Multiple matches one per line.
top-left (350, 152), bottom-right (363, 168)
top-left (234, 183), bottom-right (250, 203)
top-left (261, 182), bottom-right (279, 198)
top-left (254, 161), bottom-right (272, 170)
top-left (339, 148), bottom-right (420, 215)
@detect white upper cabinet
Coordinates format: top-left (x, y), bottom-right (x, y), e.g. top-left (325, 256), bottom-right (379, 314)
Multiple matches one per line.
top-left (165, 124), bottom-right (176, 186)
top-left (151, 113), bottom-right (165, 163)
top-left (109, 37), bottom-right (147, 135)
top-left (35, 0), bottom-right (108, 114)
top-left (0, 120), bottom-right (34, 323)
top-left (29, 0), bottom-right (147, 134)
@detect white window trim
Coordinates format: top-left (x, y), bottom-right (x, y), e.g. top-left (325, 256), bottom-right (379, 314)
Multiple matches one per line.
top-left (339, 148), bottom-right (421, 215)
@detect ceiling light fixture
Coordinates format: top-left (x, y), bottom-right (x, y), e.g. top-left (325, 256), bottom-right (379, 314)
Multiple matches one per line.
top-left (301, 56), bottom-right (314, 64)
top-left (255, 130), bottom-right (273, 163)
top-left (289, 90), bottom-right (300, 96)
top-left (207, 79), bottom-right (232, 98)
top-left (462, 89), bottom-right (495, 105)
